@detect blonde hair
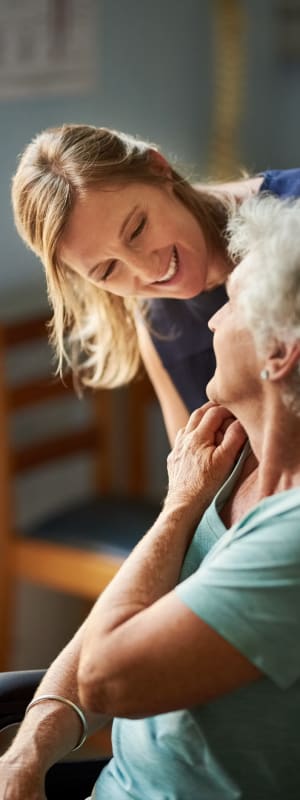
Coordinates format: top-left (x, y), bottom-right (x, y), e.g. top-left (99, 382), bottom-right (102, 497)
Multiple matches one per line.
top-left (12, 124), bottom-right (230, 388)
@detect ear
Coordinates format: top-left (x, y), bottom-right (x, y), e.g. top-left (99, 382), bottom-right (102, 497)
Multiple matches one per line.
top-left (147, 148), bottom-right (172, 178)
top-left (266, 341), bottom-right (300, 382)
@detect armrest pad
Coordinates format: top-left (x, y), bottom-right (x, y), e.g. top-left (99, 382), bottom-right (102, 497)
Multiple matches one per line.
top-left (0, 670), bottom-right (46, 730)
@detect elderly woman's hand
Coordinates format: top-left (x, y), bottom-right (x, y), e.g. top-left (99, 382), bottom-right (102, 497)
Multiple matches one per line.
top-left (165, 402), bottom-right (247, 517)
top-left (0, 754), bottom-right (46, 800)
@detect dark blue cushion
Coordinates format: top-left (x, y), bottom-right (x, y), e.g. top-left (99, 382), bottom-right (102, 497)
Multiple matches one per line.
top-left (24, 495), bottom-right (161, 557)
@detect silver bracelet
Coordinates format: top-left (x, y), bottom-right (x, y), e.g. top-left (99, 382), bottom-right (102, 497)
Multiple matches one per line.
top-left (25, 693), bottom-right (88, 751)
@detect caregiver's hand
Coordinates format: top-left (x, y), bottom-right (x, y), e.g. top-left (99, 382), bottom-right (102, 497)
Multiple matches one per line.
top-left (165, 402), bottom-right (247, 516)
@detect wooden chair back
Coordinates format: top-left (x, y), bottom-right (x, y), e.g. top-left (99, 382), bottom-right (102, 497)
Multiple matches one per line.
top-left (0, 313), bottom-right (163, 669)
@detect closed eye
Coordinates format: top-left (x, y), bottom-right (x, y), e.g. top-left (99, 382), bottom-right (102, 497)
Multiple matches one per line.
top-left (130, 216), bottom-right (146, 241)
top-left (96, 216), bottom-right (146, 281)
top-left (102, 260), bottom-right (117, 281)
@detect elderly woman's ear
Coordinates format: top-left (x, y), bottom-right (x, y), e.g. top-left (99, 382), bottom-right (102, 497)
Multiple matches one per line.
top-left (263, 341), bottom-right (300, 381)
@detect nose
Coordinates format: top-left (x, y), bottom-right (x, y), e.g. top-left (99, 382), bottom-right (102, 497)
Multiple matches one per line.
top-left (122, 246), bottom-right (157, 284)
top-left (208, 301), bottom-right (229, 331)
top-left (124, 243), bottom-right (174, 285)
top-left (208, 311), bottom-right (217, 332)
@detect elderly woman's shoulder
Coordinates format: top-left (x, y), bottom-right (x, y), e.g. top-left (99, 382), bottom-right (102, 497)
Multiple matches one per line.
top-left (231, 488), bottom-right (300, 559)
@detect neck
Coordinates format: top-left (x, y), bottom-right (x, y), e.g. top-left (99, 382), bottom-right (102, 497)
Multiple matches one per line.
top-left (205, 248), bottom-right (232, 292)
top-left (232, 396), bottom-right (300, 499)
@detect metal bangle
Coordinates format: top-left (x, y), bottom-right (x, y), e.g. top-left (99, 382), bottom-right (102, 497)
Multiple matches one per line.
top-left (25, 693), bottom-right (88, 751)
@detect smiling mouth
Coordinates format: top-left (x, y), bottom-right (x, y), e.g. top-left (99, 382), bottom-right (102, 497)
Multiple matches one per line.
top-left (152, 246), bottom-right (179, 284)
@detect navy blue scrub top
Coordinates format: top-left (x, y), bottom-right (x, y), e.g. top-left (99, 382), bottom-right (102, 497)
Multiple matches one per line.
top-left (148, 169), bottom-right (300, 412)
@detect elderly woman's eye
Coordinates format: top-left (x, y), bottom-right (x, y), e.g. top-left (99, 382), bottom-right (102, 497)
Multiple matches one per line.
top-left (131, 217), bottom-right (146, 240)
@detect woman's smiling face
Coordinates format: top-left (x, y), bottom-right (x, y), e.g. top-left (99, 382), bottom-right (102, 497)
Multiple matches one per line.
top-left (58, 182), bottom-right (213, 299)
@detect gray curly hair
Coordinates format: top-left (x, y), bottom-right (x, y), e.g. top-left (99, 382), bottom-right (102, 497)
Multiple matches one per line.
top-left (227, 194), bottom-right (300, 415)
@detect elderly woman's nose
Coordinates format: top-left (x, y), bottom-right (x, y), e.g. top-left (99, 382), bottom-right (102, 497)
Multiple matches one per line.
top-left (208, 302), bottom-right (229, 331)
top-left (208, 312), bottom-right (217, 331)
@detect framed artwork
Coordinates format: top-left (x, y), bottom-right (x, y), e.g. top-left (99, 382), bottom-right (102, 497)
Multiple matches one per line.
top-left (0, 0), bottom-right (96, 99)
top-left (275, 0), bottom-right (300, 64)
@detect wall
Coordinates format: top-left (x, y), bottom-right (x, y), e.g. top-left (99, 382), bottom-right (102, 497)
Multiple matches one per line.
top-left (242, 0), bottom-right (300, 170)
top-left (1, 1), bottom-right (300, 305)
top-left (0, 0), bottom-right (214, 305)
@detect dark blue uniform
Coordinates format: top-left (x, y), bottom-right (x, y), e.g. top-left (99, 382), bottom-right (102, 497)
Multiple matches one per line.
top-left (149, 169), bottom-right (300, 411)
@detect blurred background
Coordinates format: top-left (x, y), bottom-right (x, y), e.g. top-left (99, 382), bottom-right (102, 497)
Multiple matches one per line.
top-left (0, 0), bottom-right (299, 672)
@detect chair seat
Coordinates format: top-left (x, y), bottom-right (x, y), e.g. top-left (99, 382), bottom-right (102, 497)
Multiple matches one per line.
top-left (24, 495), bottom-right (161, 557)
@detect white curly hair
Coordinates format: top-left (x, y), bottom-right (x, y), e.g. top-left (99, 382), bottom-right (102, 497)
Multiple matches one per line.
top-left (227, 194), bottom-right (300, 415)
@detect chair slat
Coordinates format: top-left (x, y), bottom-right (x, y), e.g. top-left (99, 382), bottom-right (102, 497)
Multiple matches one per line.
top-left (0, 312), bottom-right (163, 670)
top-left (13, 427), bottom-right (98, 472)
top-left (9, 376), bottom-right (73, 411)
top-left (2, 316), bottom-right (49, 346)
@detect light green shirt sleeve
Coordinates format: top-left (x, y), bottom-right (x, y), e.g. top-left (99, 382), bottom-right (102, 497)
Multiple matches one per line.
top-left (176, 489), bottom-right (300, 689)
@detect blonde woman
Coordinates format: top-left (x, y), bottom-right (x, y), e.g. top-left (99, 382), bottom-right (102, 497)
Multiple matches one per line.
top-left (12, 124), bottom-right (300, 442)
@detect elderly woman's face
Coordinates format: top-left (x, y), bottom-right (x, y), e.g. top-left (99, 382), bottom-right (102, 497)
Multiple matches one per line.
top-left (58, 182), bottom-right (215, 299)
top-left (206, 269), bottom-right (261, 410)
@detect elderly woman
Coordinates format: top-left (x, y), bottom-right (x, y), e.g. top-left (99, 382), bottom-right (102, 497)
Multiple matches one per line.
top-left (1, 193), bottom-right (300, 798)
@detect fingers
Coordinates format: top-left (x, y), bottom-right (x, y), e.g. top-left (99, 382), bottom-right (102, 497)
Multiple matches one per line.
top-left (184, 402), bottom-right (218, 433)
top-left (191, 404), bottom-right (236, 439)
top-left (222, 419), bottom-right (247, 454)
top-left (173, 403), bottom-right (214, 442)
top-left (175, 403), bottom-right (237, 448)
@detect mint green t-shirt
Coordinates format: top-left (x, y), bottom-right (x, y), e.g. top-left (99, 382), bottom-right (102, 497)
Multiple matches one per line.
top-left (93, 449), bottom-right (300, 799)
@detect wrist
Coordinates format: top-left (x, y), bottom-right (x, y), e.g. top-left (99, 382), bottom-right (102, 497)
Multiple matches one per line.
top-left (161, 496), bottom-right (204, 539)
top-left (163, 492), bottom-right (207, 524)
top-left (2, 739), bottom-right (45, 778)
top-left (8, 702), bottom-right (80, 771)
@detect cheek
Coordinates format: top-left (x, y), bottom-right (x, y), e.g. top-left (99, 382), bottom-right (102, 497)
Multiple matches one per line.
top-left (101, 282), bottom-right (133, 298)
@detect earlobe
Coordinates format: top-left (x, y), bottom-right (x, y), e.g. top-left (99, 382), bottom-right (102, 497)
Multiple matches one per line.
top-left (266, 341), bottom-right (300, 381)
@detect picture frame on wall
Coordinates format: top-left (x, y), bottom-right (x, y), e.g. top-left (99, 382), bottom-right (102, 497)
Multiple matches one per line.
top-left (0, 0), bottom-right (96, 99)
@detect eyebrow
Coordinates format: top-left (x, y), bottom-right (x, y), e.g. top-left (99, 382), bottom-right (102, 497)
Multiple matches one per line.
top-left (87, 204), bottom-right (138, 278)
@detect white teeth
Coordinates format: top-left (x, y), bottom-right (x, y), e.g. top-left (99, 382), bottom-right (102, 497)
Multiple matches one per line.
top-left (155, 248), bottom-right (178, 283)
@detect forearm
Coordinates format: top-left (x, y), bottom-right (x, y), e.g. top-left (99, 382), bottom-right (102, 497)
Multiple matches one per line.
top-left (79, 500), bottom-right (203, 673)
top-left (78, 405), bottom-right (247, 712)
top-left (2, 623), bottom-right (110, 776)
top-left (194, 175), bottom-right (263, 202)
top-left (137, 320), bottom-right (189, 445)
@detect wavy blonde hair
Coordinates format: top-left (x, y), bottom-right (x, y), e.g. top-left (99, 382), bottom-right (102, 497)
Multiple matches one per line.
top-left (12, 124), bottom-right (230, 388)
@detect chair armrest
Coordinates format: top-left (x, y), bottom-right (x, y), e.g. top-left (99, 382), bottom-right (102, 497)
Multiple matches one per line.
top-left (0, 670), bottom-right (45, 731)
top-left (0, 669), bottom-right (109, 799)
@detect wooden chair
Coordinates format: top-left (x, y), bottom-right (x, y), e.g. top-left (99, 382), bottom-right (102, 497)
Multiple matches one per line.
top-left (0, 313), bottom-right (164, 670)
